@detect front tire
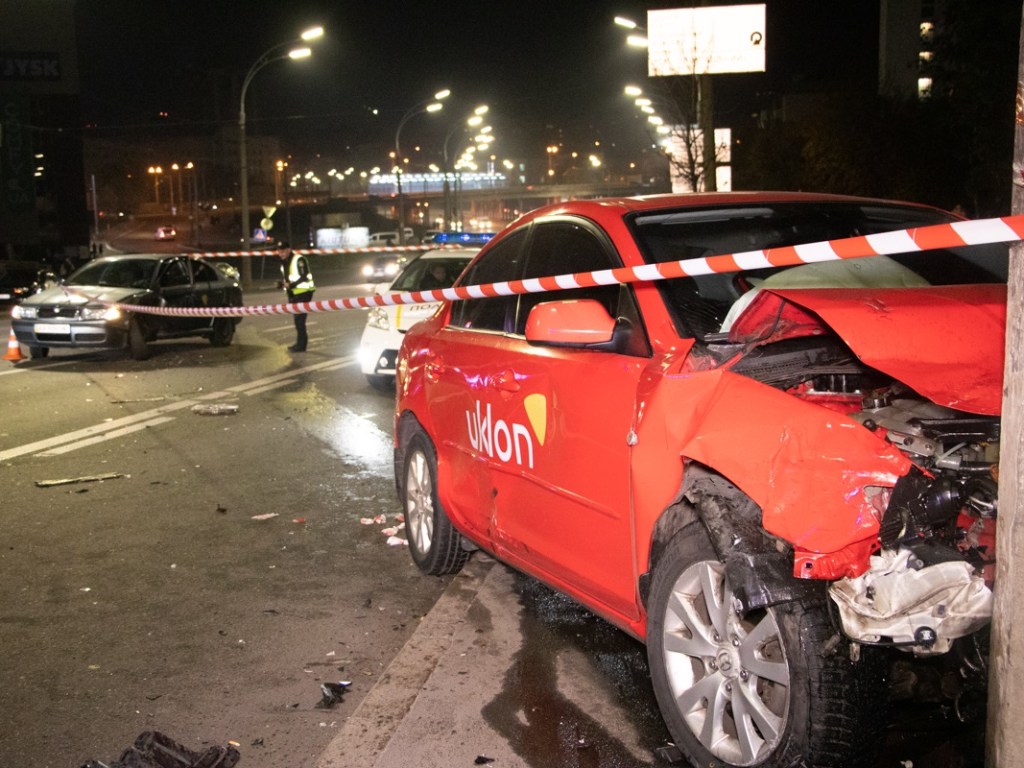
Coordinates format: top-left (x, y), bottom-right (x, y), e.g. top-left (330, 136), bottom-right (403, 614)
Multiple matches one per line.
top-left (647, 523), bottom-right (883, 768)
top-left (29, 346), bottom-right (49, 359)
top-left (209, 318), bottom-right (235, 347)
top-left (401, 430), bottom-right (469, 576)
top-left (128, 317), bottom-right (151, 361)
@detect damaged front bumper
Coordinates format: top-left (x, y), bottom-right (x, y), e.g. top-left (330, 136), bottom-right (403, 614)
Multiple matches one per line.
top-left (829, 547), bottom-right (992, 655)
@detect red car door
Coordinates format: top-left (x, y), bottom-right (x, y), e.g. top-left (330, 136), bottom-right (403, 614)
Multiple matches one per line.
top-left (447, 218), bottom-right (650, 620)
top-left (420, 230), bottom-right (528, 547)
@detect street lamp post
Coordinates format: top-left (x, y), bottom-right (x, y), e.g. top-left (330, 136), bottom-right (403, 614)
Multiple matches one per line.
top-left (147, 165), bottom-right (163, 205)
top-left (276, 160), bottom-right (294, 246)
top-left (443, 105), bottom-right (488, 231)
top-left (171, 162), bottom-right (185, 214)
top-left (546, 145), bottom-right (559, 182)
top-left (238, 25), bottom-right (322, 287)
top-left (395, 89), bottom-right (450, 244)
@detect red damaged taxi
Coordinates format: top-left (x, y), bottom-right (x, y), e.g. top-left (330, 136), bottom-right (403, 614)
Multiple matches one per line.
top-left (393, 192), bottom-right (1005, 768)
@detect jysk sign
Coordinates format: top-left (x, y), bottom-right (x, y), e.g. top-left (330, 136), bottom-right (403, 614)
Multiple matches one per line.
top-left (1, 52), bottom-right (62, 81)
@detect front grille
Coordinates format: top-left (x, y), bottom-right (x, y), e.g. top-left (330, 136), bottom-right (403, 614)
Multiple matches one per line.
top-left (38, 306), bottom-right (80, 319)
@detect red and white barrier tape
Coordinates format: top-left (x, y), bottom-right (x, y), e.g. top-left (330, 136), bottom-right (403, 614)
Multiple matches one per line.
top-left (115, 215), bottom-right (1024, 318)
top-left (188, 244), bottom-right (458, 258)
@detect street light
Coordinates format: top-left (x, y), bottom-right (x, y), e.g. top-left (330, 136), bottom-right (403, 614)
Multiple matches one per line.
top-left (395, 88), bottom-right (450, 244)
top-left (147, 165), bottom-right (163, 204)
top-left (238, 25), bottom-right (323, 287)
top-left (170, 162), bottom-right (184, 213)
top-left (183, 161), bottom-right (198, 245)
top-left (615, 15), bottom-right (715, 192)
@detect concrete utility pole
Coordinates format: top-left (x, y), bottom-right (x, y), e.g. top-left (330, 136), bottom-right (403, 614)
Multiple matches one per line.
top-left (986, 5), bottom-right (1024, 764)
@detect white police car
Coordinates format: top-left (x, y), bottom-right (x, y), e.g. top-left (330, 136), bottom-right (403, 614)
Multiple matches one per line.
top-left (358, 247), bottom-right (478, 389)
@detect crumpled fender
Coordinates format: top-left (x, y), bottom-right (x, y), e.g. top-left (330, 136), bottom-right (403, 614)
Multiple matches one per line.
top-left (730, 284), bottom-right (1006, 415)
top-left (633, 369), bottom-right (912, 580)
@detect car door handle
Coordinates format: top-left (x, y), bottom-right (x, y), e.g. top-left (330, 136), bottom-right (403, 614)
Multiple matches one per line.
top-left (489, 369), bottom-right (520, 393)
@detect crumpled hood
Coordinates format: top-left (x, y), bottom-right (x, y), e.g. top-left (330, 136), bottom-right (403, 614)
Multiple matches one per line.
top-left (23, 284), bottom-right (146, 307)
top-left (728, 284), bottom-right (1006, 415)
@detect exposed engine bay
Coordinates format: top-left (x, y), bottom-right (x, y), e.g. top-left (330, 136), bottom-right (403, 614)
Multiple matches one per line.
top-left (834, 395), bottom-right (997, 656)
top-left (732, 334), bottom-right (998, 657)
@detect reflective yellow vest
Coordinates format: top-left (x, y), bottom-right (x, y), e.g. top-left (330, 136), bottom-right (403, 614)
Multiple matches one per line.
top-left (286, 254), bottom-right (315, 295)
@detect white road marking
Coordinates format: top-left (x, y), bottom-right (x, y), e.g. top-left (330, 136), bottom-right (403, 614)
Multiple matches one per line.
top-left (0, 355), bottom-right (356, 461)
top-left (0, 358), bottom-right (81, 376)
top-left (37, 417), bottom-right (176, 456)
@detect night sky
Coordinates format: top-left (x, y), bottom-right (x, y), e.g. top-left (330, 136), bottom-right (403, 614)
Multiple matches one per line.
top-left (73, 1), bottom-right (880, 164)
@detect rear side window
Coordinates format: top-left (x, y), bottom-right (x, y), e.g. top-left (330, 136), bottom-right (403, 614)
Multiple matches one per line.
top-left (449, 229), bottom-right (527, 332)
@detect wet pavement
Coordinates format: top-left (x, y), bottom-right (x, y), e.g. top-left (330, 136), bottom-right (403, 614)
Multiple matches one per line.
top-left (317, 555), bottom-right (674, 768)
top-left (317, 555), bottom-right (987, 768)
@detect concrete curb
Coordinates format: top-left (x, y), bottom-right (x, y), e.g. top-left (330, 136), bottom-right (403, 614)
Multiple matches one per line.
top-left (315, 556), bottom-right (495, 768)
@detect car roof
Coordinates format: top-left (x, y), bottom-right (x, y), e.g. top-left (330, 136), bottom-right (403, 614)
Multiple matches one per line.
top-left (93, 253), bottom-right (172, 262)
top-left (508, 191), bottom-right (947, 228)
top-left (417, 247), bottom-right (480, 261)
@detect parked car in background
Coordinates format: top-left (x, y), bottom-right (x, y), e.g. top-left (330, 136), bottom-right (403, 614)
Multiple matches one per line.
top-left (368, 231), bottom-right (399, 246)
top-left (394, 192), bottom-right (1006, 768)
top-left (155, 226), bottom-right (177, 240)
top-left (359, 247), bottom-right (477, 389)
top-left (367, 228), bottom-right (416, 247)
top-left (0, 261), bottom-right (52, 305)
top-left (11, 254), bottom-right (243, 360)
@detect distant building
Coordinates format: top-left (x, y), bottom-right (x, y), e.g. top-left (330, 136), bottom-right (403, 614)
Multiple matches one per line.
top-left (880, 0), bottom-right (944, 100)
top-left (0, 0), bottom-right (89, 262)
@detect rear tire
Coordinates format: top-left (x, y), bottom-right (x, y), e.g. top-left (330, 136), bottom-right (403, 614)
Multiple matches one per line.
top-left (128, 317), bottom-right (151, 361)
top-left (401, 430), bottom-right (469, 576)
top-left (647, 522), bottom-right (885, 768)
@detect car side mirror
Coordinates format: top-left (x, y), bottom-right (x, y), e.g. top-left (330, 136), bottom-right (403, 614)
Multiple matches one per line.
top-left (525, 299), bottom-right (616, 346)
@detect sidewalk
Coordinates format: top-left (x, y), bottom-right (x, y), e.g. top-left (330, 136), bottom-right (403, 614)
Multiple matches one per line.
top-left (314, 556), bottom-right (501, 768)
top-left (315, 556), bottom-right (663, 768)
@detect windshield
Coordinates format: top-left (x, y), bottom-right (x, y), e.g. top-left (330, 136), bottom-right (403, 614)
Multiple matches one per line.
top-left (67, 259), bottom-right (158, 289)
top-left (630, 202), bottom-right (1009, 339)
top-left (392, 257), bottom-right (471, 292)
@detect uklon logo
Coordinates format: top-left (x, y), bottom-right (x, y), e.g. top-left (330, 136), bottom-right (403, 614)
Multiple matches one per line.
top-left (466, 394), bottom-right (547, 469)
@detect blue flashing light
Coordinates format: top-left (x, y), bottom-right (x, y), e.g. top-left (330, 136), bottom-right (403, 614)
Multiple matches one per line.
top-left (429, 232), bottom-right (495, 244)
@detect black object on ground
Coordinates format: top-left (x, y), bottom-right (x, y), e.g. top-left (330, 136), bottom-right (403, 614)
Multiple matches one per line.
top-left (316, 680), bottom-right (352, 709)
top-left (79, 730), bottom-right (240, 768)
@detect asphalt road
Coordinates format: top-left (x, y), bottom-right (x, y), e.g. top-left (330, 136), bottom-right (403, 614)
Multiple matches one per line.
top-left (0, 279), bottom-right (452, 768)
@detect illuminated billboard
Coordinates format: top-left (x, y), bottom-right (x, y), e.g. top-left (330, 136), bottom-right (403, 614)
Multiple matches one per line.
top-left (647, 4), bottom-right (766, 76)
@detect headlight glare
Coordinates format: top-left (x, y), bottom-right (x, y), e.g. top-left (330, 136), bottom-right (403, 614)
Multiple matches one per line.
top-left (81, 305), bottom-right (121, 321)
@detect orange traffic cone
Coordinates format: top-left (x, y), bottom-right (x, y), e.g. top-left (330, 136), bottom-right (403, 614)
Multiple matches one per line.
top-left (4, 327), bottom-right (24, 362)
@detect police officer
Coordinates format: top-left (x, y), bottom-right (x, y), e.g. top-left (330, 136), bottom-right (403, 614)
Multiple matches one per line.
top-left (278, 244), bottom-right (315, 352)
